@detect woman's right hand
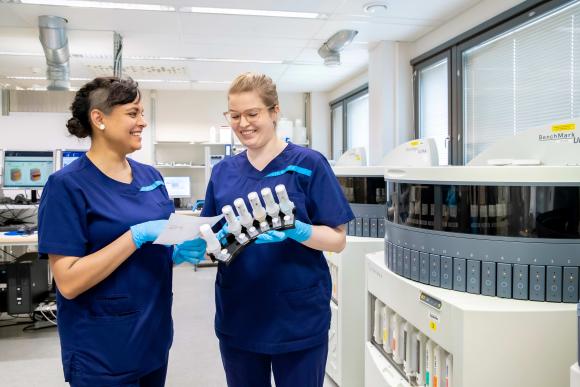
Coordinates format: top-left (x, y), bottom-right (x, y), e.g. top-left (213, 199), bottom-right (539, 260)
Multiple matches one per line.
top-left (130, 219), bottom-right (168, 248)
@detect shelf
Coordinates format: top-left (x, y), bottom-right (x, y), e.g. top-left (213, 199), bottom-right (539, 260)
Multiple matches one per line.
top-left (153, 140), bottom-right (196, 145)
top-left (154, 141), bottom-right (231, 146)
top-left (155, 164), bottom-right (206, 169)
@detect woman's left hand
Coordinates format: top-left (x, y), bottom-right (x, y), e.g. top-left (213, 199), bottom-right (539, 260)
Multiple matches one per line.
top-left (172, 238), bottom-right (207, 265)
top-left (255, 220), bottom-right (312, 244)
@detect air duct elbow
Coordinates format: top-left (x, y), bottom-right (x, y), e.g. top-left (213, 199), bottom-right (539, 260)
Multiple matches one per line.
top-left (38, 15), bottom-right (70, 90)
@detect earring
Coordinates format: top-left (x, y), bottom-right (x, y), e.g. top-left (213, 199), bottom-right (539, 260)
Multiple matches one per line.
top-left (98, 124), bottom-right (105, 130)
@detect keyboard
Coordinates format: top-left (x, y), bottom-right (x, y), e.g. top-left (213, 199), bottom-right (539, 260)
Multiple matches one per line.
top-left (0, 224), bottom-right (37, 233)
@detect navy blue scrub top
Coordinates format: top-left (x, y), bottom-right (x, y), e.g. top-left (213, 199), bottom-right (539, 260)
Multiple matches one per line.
top-left (38, 155), bottom-right (174, 385)
top-left (201, 143), bottom-right (354, 354)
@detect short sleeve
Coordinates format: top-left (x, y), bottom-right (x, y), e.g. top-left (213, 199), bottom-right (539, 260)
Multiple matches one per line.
top-left (306, 157), bottom-right (354, 228)
top-left (38, 175), bottom-right (88, 257)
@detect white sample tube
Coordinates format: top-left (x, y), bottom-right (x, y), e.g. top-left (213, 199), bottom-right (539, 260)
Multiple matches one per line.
top-left (200, 224), bottom-right (221, 257)
top-left (261, 187), bottom-right (280, 217)
top-left (391, 314), bottom-right (402, 364)
top-left (390, 314), bottom-right (399, 361)
top-left (445, 353), bottom-right (453, 387)
top-left (425, 340), bottom-right (434, 387)
top-left (403, 323), bottom-right (415, 378)
top-left (415, 332), bottom-right (426, 385)
top-left (275, 184), bottom-right (295, 223)
top-left (248, 192), bottom-right (267, 223)
top-left (381, 306), bottom-right (391, 354)
top-left (222, 205), bottom-right (241, 235)
top-left (234, 198), bottom-right (258, 237)
top-left (222, 205), bottom-right (249, 245)
top-left (433, 346), bottom-right (441, 387)
top-left (373, 298), bottom-right (383, 345)
top-left (397, 319), bottom-right (405, 365)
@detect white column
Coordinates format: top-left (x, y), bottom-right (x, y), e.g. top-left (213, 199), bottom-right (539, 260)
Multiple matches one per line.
top-left (368, 41), bottom-right (413, 165)
top-left (309, 91), bottom-right (330, 157)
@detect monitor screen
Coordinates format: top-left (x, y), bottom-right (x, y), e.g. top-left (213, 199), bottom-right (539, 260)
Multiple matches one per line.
top-left (3, 150), bottom-right (54, 189)
top-left (165, 176), bottom-right (191, 198)
top-left (62, 150), bottom-right (86, 168)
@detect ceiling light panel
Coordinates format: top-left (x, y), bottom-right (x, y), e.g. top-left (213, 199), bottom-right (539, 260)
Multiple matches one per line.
top-left (178, 6), bottom-right (319, 19)
top-left (18, 0), bottom-right (175, 11)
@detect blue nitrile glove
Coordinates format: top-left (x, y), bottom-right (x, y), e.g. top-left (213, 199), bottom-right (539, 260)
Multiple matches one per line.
top-left (130, 219), bottom-right (168, 249)
top-left (172, 238), bottom-right (207, 265)
top-left (216, 223), bottom-right (229, 245)
top-left (255, 220), bottom-right (312, 244)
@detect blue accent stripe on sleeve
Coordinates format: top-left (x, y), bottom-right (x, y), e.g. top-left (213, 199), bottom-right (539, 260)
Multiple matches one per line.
top-left (139, 180), bottom-right (165, 192)
top-left (265, 165), bottom-right (312, 178)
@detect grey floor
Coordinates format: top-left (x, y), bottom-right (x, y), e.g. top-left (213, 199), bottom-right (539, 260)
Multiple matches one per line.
top-left (0, 265), bottom-right (337, 387)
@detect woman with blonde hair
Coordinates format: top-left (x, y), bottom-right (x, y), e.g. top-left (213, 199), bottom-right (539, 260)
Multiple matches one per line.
top-left (201, 72), bottom-right (354, 387)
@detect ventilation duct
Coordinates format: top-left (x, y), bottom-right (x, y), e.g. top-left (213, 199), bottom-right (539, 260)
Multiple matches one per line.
top-left (38, 15), bottom-right (70, 90)
top-left (317, 30), bottom-right (358, 66)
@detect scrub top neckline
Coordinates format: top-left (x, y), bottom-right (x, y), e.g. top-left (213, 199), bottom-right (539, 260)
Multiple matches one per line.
top-left (242, 142), bottom-right (293, 177)
top-left (82, 154), bottom-right (138, 190)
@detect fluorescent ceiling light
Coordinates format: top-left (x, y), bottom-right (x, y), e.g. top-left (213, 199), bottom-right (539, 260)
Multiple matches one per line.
top-left (0, 52), bottom-right (283, 65)
top-left (19, 0), bottom-right (175, 11)
top-left (134, 79), bottom-right (191, 83)
top-left (0, 51), bottom-right (44, 57)
top-left (127, 55), bottom-right (283, 64)
top-left (5, 76), bottom-right (46, 80)
top-left (179, 6), bottom-right (320, 19)
top-left (2, 76), bottom-right (91, 81)
top-left (194, 57), bottom-right (283, 64)
top-left (195, 80), bottom-right (230, 84)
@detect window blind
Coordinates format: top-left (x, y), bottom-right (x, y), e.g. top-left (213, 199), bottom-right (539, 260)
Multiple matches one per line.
top-left (419, 59), bottom-right (449, 165)
top-left (463, 0), bottom-right (580, 163)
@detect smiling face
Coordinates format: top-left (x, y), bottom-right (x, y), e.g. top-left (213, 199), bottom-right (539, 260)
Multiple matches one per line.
top-left (91, 96), bottom-right (147, 155)
top-left (227, 91), bottom-right (279, 150)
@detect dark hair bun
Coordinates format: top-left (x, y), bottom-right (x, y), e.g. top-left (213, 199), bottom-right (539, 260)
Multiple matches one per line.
top-left (66, 117), bottom-right (90, 138)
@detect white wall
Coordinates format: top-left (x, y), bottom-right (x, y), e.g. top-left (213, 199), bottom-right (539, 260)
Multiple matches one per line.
top-left (153, 90), bottom-right (305, 142)
top-left (412, 0), bottom-right (526, 58)
top-left (328, 72), bottom-right (369, 103)
top-left (309, 92), bottom-right (331, 157)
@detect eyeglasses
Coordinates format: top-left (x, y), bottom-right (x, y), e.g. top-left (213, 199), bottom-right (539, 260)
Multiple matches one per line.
top-left (223, 105), bottom-right (276, 125)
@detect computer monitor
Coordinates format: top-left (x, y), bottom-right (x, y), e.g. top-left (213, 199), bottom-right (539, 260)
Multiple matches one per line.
top-left (2, 150), bottom-right (54, 189)
top-left (165, 176), bottom-right (191, 209)
top-left (62, 150), bottom-right (86, 168)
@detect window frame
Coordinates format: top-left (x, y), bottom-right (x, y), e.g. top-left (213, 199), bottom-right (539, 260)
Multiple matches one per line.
top-left (329, 84), bottom-right (369, 160)
top-left (413, 50), bottom-right (453, 165)
top-left (412, 0), bottom-right (574, 165)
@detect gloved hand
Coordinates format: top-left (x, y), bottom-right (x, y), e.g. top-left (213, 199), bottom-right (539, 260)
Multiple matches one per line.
top-left (172, 238), bottom-right (207, 265)
top-left (216, 223), bottom-right (229, 245)
top-left (130, 219), bottom-right (168, 249)
top-left (255, 220), bottom-right (312, 244)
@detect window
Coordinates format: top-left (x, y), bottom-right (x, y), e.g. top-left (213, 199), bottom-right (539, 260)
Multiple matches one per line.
top-left (330, 85), bottom-right (369, 162)
top-left (346, 93), bottom-right (369, 155)
top-left (417, 56), bottom-right (450, 165)
top-left (331, 104), bottom-right (344, 161)
top-left (412, 0), bottom-right (579, 165)
top-left (463, 0), bottom-right (580, 163)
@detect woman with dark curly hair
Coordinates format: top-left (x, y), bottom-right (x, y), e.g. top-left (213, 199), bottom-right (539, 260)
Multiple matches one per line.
top-left (38, 77), bottom-right (206, 387)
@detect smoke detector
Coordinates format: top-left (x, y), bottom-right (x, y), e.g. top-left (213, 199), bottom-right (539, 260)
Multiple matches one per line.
top-left (363, 2), bottom-right (388, 14)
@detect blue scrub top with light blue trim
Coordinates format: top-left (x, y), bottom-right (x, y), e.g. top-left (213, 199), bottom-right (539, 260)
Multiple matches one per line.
top-left (202, 143), bottom-right (354, 354)
top-left (38, 155), bottom-right (174, 385)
